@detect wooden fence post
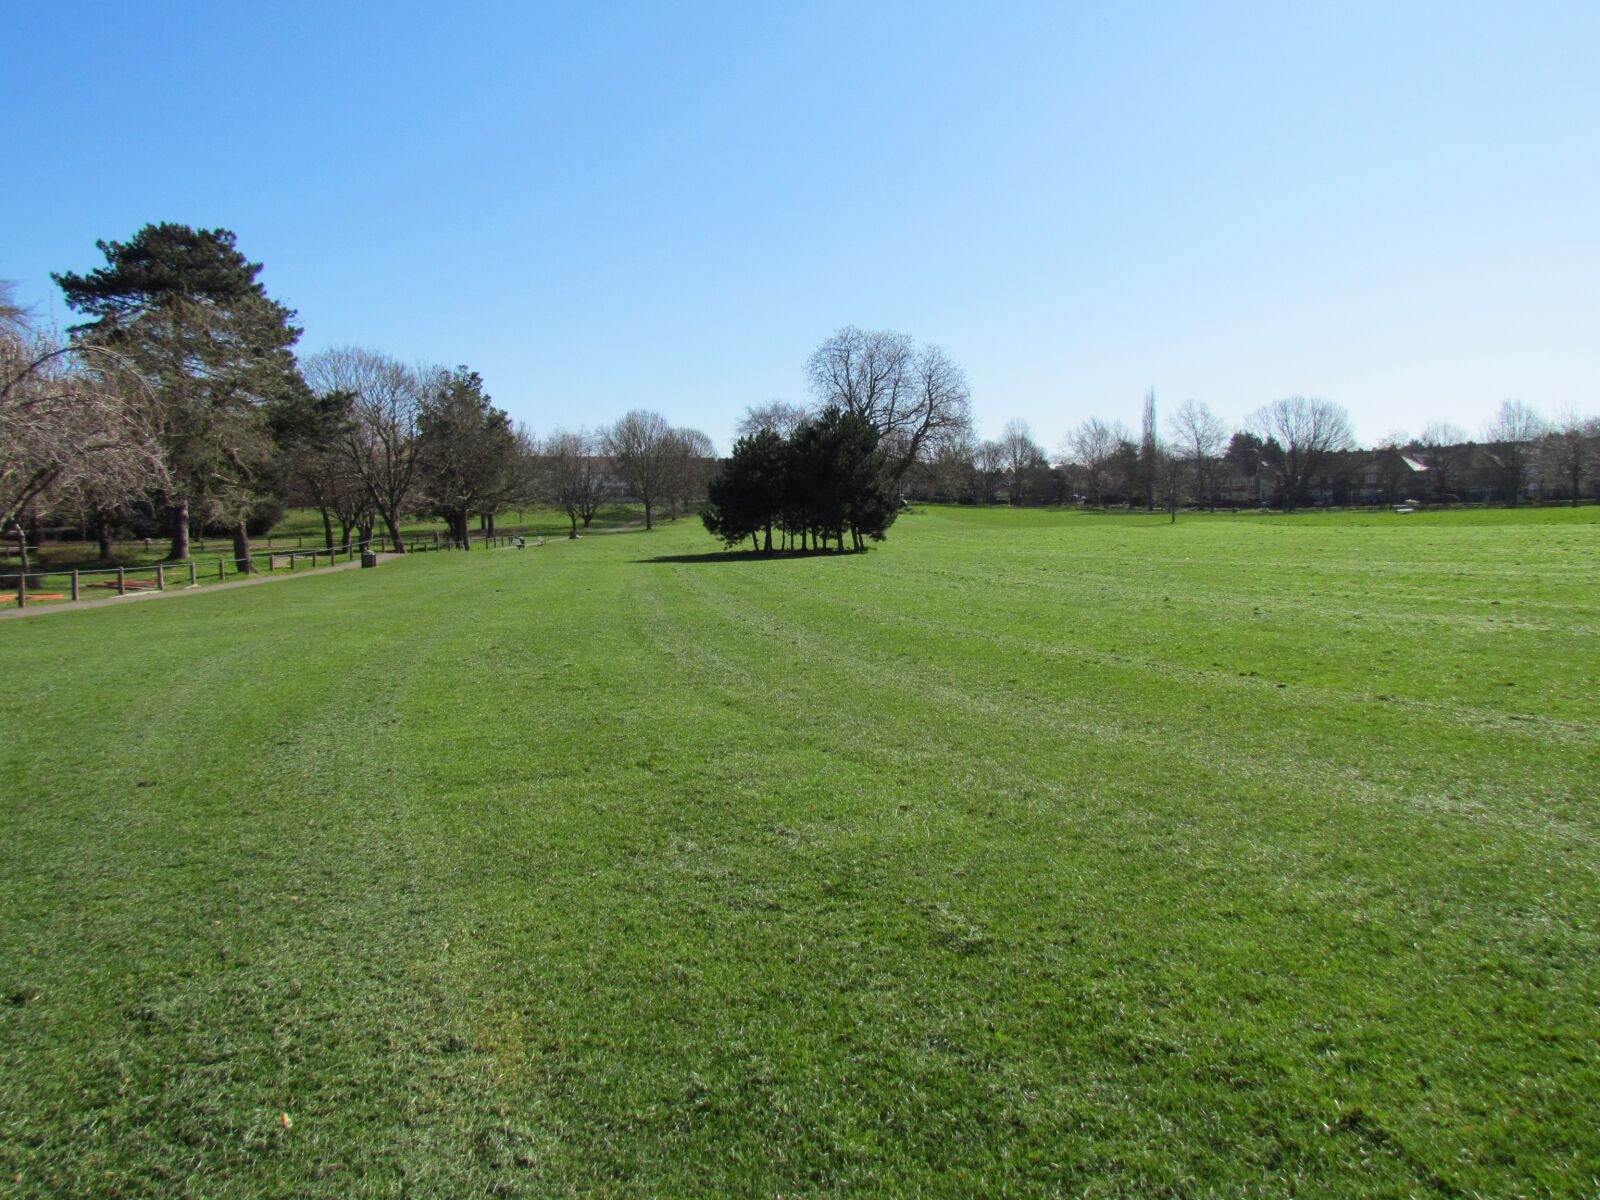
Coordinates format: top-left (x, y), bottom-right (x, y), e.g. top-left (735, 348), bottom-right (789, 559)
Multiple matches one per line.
top-left (156, 564), bottom-right (165, 591)
top-left (117, 567), bottom-right (126, 595)
top-left (218, 560), bottom-right (225, 582)
top-left (16, 571), bottom-right (25, 608)
top-left (71, 569), bottom-right (79, 602)
top-left (189, 562), bottom-right (197, 587)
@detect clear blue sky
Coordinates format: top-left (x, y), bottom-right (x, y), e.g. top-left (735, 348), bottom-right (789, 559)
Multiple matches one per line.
top-left (6, 1), bottom-right (1597, 451)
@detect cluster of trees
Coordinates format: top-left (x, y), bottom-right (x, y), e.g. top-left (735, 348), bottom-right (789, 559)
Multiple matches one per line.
top-left (697, 325), bottom-right (974, 553)
top-left (702, 407), bottom-right (900, 553)
top-left (537, 414), bottom-right (714, 535)
top-left (3, 223), bottom-right (718, 570)
top-left (698, 326), bottom-right (976, 553)
top-left (5, 222), bottom-right (539, 570)
top-left (909, 393), bottom-right (1599, 512)
top-left (297, 347), bottom-right (532, 554)
top-left (595, 411), bottom-right (715, 532)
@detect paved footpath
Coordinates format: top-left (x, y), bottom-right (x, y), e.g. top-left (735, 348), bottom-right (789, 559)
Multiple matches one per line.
top-left (0, 554), bottom-right (400, 621)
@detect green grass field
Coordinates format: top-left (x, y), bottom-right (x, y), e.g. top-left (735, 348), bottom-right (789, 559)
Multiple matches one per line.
top-left (2, 506), bottom-right (1595, 1197)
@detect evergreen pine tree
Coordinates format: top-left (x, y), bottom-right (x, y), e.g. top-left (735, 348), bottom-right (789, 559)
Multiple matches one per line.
top-left (56, 223), bottom-right (308, 567)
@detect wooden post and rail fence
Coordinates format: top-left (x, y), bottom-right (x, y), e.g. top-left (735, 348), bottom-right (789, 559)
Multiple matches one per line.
top-left (2, 529), bottom-right (540, 609)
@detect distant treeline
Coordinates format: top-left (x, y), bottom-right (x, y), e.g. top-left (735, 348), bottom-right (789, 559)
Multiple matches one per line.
top-left (902, 396), bottom-right (1598, 511)
top-left (12, 220), bottom-right (1591, 589)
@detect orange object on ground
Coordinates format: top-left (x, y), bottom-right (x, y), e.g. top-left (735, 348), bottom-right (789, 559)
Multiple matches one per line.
top-left (1, 594), bottom-right (66, 602)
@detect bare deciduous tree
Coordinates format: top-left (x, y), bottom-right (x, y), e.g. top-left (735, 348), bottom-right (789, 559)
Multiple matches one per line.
top-left (542, 429), bottom-right (608, 534)
top-left (304, 346), bottom-right (423, 551)
top-left (1165, 399), bottom-right (1227, 510)
top-left (1064, 417), bottom-right (1127, 507)
top-left (1481, 399), bottom-right (1543, 504)
top-left (736, 400), bottom-right (807, 440)
top-left (603, 409), bottom-right (676, 530)
top-left (973, 439), bottom-right (1005, 505)
top-left (1539, 409), bottom-right (1597, 505)
top-left (1248, 396), bottom-right (1354, 509)
top-left (1415, 422), bottom-right (1468, 502)
top-left (1000, 420), bottom-right (1045, 505)
top-left (1, 285), bottom-right (164, 574)
top-left (925, 429), bottom-right (978, 502)
top-left (662, 427), bottom-right (716, 518)
top-left (805, 327), bottom-right (971, 481)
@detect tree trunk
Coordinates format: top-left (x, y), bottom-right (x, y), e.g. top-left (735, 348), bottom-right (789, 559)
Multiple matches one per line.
top-left (763, 524), bottom-right (772, 553)
top-left (168, 496), bottom-right (190, 561)
top-left (320, 507), bottom-right (335, 552)
top-left (340, 519), bottom-right (354, 553)
top-left (485, 512), bottom-right (497, 538)
top-left (9, 522), bottom-right (29, 579)
top-left (231, 519), bottom-right (257, 574)
top-left (382, 510), bottom-right (406, 553)
top-left (93, 511), bottom-right (113, 561)
top-left (644, 501), bottom-right (653, 531)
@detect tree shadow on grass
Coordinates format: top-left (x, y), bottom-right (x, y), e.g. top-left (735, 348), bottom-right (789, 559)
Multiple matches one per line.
top-left (633, 548), bottom-right (865, 565)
